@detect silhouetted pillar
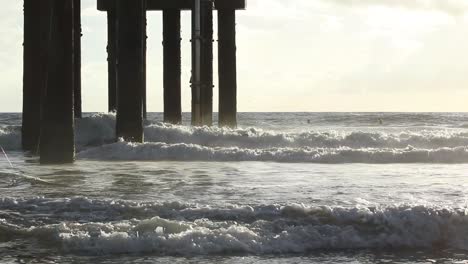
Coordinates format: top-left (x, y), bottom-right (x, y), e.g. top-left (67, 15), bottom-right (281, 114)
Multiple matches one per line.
top-left (201, 1), bottom-right (214, 126)
top-left (22, 0), bottom-right (49, 152)
top-left (106, 4), bottom-right (117, 112)
top-left (163, 9), bottom-right (182, 124)
top-left (191, 0), bottom-right (201, 126)
top-left (40, 0), bottom-right (75, 164)
top-left (74, 0), bottom-right (82, 118)
top-left (115, 0), bottom-right (145, 142)
top-left (143, 11), bottom-right (147, 119)
top-left (218, 9), bottom-right (237, 127)
top-left (191, 0), bottom-right (213, 126)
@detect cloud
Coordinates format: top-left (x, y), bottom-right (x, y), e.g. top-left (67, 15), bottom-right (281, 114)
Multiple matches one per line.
top-left (326, 0), bottom-right (468, 16)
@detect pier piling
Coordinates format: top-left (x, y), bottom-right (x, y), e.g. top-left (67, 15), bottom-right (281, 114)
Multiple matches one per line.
top-left (21, 0), bottom-right (246, 160)
top-left (22, 0), bottom-right (49, 152)
top-left (106, 3), bottom-right (117, 113)
top-left (97, 0), bottom-right (245, 129)
top-left (143, 10), bottom-right (148, 120)
top-left (39, 0), bottom-right (76, 164)
top-left (115, 0), bottom-right (146, 142)
top-left (191, 0), bottom-right (214, 126)
top-left (163, 9), bottom-right (182, 124)
top-left (218, 9), bottom-right (237, 127)
top-left (201, 0), bottom-right (214, 126)
top-left (74, 0), bottom-right (82, 118)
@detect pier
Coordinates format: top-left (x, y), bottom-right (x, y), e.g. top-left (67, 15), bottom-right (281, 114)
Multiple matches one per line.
top-left (21, 0), bottom-right (245, 164)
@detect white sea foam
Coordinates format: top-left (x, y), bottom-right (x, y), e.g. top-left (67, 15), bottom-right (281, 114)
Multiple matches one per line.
top-left (0, 113), bottom-right (116, 152)
top-left (76, 141), bottom-right (468, 163)
top-left (74, 113), bottom-right (116, 150)
top-left (1, 197), bottom-right (468, 255)
top-left (2, 113), bottom-right (468, 163)
top-left (144, 123), bottom-right (468, 149)
top-left (0, 125), bottom-right (21, 150)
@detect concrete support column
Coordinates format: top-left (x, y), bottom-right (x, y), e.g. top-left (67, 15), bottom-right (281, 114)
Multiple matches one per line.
top-left (218, 9), bottom-right (237, 127)
top-left (39, 0), bottom-right (76, 164)
top-left (74, 0), bottom-right (82, 118)
top-left (163, 9), bottom-right (182, 124)
top-left (106, 4), bottom-right (117, 113)
top-left (22, 0), bottom-right (49, 152)
top-left (191, 0), bottom-right (213, 126)
top-left (115, 0), bottom-right (146, 142)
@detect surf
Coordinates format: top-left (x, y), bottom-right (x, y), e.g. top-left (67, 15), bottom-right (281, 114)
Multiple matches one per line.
top-left (1, 197), bottom-right (468, 255)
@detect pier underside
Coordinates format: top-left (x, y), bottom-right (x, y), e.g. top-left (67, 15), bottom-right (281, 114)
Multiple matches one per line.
top-left (97, 0), bottom-right (246, 11)
top-left (22, 0), bottom-right (244, 163)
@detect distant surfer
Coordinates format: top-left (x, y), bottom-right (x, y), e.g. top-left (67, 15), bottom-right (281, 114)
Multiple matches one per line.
top-left (307, 119), bottom-right (311, 124)
top-left (378, 118), bottom-right (383, 125)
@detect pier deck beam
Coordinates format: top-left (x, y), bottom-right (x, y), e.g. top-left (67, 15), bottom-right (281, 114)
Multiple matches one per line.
top-left (191, 0), bottom-right (213, 126)
top-left (98, 0), bottom-right (246, 11)
top-left (106, 3), bottom-right (117, 113)
top-left (39, 0), bottom-right (75, 164)
top-left (22, 0), bottom-right (49, 152)
top-left (115, 0), bottom-right (146, 142)
top-left (163, 9), bottom-right (182, 124)
top-left (218, 9), bottom-right (237, 127)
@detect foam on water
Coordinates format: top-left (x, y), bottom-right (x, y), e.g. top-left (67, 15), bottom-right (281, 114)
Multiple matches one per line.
top-left (1, 197), bottom-right (468, 255)
top-left (2, 113), bottom-right (468, 164)
top-left (77, 141), bottom-right (468, 163)
top-left (74, 113), bottom-right (116, 149)
top-left (0, 125), bottom-right (21, 150)
top-left (144, 123), bottom-right (468, 149)
top-left (2, 113), bottom-right (468, 261)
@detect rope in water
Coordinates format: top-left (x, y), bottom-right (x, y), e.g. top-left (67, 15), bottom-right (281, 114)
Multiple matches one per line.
top-left (0, 146), bottom-right (13, 168)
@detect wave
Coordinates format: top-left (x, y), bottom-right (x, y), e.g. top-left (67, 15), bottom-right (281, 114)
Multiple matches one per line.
top-left (0, 125), bottom-right (21, 150)
top-left (68, 115), bottom-right (468, 151)
top-left (0, 113), bottom-right (117, 151)
top-left (2, 113), bottom-right (468, 163)
top-left (76, 141), bottom-right (468, 163)
top-left (1, 197), bottom-right (468, 255)
top-left (143, 123), bottom-right (468, 149)
top-left (74, 113), bottom-right (116, 150)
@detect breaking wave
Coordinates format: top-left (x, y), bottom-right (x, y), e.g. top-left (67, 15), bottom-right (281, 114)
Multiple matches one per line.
top-left (1, 197), bottom-right (468, 255)
top-left (77, 141), bottom-right (468, 163)
top-left (143, 123), bottom-right (468, 149)
top-left (2, 113), bottom-right (468, 163)
top-left (74, 113), bottom-right (116, 150)
top-left (0, 125), bottom-right (21, 150)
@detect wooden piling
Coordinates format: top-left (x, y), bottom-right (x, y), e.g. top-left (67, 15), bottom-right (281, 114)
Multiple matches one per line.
top-left (191, 0), bottom-right (213, 126)
top-left (143, 10), bottom-right (147, 119)
top-left (201, 0), bottom-right (214, 126)
top-left (218, 9), bottom-right (237, 127)
top-left (191, 0), bottom-right (202, 126)
top-left (106, 4), bottom-right (117, 113)
top-left (115, 0), bottom-right (146, 142)
top-left (163, 9), bottom-right (182, 124)
top-left (74, 0), bottom-right (82, 118)
top-left (39, 0), bottom-right (75, 164)
top-left (22, 0), bottom-right (48, 152)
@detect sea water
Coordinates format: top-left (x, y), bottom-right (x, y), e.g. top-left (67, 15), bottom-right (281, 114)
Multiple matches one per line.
top-left (1, 112), bottom-right (468, 263)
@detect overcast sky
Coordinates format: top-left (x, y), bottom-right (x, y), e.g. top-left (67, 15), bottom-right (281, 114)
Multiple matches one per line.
top-left (1, 0), bottom-right (468, 112)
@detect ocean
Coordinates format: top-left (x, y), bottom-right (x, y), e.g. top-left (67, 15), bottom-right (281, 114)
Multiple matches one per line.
top-left (1, 112), bottom-right (468, 263)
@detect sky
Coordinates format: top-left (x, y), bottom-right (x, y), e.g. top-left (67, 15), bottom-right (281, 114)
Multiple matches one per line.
top-left (1, 0), bottom-right (468, 112)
